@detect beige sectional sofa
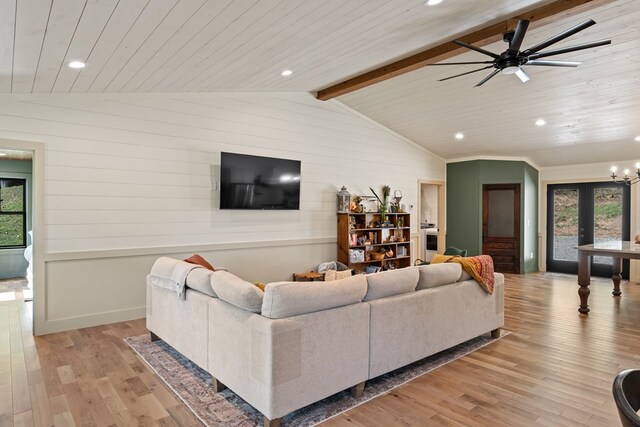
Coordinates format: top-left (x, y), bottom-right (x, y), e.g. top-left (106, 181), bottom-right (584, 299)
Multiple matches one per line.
top-left (146, 259), bottom-right (504, 427)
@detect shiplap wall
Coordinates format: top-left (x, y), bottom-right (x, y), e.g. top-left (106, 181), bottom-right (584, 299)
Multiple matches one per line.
top-left (0, 92), bottom-right (444, 334)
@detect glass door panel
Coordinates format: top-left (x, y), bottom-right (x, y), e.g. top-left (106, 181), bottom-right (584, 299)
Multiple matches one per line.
top-left (552, 188), bottom-right (579, 262)
top-left (593, 187), bottom-right (623, 265)
top-left (488, 189), bottom-right (515, 238)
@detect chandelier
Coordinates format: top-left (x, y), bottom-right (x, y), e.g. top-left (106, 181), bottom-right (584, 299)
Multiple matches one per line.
top-left (610, 164), bottom-right (640, 185)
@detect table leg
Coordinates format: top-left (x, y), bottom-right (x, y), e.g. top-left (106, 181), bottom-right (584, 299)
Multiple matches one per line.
top-left (612, 257), bottom-right (622, 297)
top-left (578, 250), bottom-right (591, 314)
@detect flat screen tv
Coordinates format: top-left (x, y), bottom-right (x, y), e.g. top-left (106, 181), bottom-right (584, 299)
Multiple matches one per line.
top-left (220, 152), bottom-right (301, 210)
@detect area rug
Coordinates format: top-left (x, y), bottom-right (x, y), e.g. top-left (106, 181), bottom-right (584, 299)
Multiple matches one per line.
top-left (125, 331), bottom-right (508, 427)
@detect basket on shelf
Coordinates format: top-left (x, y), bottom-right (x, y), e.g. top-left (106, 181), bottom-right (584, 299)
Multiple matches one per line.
top-left (370, 252), bottom-right (385, 261)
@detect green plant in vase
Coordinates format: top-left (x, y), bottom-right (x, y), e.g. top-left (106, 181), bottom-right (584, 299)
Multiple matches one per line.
top-left (370, 185), bottom-right (391, 223)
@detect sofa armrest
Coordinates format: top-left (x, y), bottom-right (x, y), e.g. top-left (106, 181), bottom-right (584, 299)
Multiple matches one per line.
top-left (207, 299), bottom-right (370, 420)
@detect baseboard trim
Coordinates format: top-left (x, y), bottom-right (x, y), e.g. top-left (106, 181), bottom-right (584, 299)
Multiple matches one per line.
top-left (35, 306), bottom-right (146, 336)
top-left (45, 237), bottom-right (336, 262)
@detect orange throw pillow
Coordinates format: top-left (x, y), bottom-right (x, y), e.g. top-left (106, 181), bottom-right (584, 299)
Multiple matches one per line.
top-left (183, 254), bottom-right (215, 271)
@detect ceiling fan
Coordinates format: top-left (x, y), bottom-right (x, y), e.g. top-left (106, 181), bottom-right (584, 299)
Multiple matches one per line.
top-left (432, 19), bottom-right (611, 86)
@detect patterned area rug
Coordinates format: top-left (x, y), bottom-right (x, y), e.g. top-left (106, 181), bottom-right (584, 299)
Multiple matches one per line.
top-left (125, 331), bottom-right (508, 427)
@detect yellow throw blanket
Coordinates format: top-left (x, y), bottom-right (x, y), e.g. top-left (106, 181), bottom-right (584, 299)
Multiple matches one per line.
top-left (431, 254), bottom-right (495, 294)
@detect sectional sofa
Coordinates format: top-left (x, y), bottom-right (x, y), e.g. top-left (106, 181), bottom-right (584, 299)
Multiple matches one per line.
top-left (146, 259), bottom-right (504, 427)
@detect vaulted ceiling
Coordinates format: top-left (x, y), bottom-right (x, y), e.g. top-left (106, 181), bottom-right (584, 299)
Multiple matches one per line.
top-left (1, 0), bottom-right (637, 167)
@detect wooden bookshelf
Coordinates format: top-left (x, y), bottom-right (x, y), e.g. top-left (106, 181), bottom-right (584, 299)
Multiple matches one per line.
top-left (338, 212), bottom-right (411, 273)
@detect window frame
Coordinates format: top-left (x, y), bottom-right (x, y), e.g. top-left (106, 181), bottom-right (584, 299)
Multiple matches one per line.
top-left (0, 177), bottom-right (27, 249)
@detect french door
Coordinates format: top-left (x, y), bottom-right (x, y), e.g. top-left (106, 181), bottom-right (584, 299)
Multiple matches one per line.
top-left (546, 182), bottom-right (630, 278)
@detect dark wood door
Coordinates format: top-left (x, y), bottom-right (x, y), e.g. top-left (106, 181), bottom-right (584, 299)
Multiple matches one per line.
top-left (482, 184), bottom-right (520, 273)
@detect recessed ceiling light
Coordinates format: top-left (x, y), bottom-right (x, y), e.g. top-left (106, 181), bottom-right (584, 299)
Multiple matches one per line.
top-left (535, 119), bottom-right (546, 126)
top-left (455, 132), bottom-right (464, 140)
top-left (281, 70), bottom-right (293, 76)
top-left (0, 152), bottom-right (6, 157)
top-left (426, 0), bottom-right (443, 5)
top-left (68, 61), bottom-right (86, 69)
top-left (635, 136), bottom-right (640, 142)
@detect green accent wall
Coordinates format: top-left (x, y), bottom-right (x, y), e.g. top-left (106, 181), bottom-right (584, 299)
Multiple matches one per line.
top-left (446, 160), bottom-right (538, 273)
top-left (0, 159), bottom-right (32, 279)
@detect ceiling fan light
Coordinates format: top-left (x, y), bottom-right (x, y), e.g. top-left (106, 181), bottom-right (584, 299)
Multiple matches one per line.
top-left (501, 66), bottom-right (519, 75)
top-left (515, 68), bottom-right (530, 83)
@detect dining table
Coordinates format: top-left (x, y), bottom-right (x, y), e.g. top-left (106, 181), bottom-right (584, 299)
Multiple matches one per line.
top-left (577, 241), bottom-right (640, 314)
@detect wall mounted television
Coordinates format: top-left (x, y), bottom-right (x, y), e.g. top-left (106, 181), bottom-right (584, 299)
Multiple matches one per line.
top-left (220, 152), bottom-right (301, 210)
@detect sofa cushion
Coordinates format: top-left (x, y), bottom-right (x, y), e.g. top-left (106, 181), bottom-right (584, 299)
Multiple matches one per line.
top-left (364, 267), bottom-right (419, 301)
top-left (459, 270), bottom-right (473, 281)
top-left (261, 274), bottom-right (367, 319)
top-left (210, 271), bottom-right (263, 313)
top-left (185, 268), bottom-right (217, 297)
top-left (416, 263), bottom-right (463, 290)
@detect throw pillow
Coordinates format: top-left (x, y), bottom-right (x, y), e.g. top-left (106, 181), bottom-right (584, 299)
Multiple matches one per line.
top-left (335, 269), bottom-right (352, 280)
top-left (317, 261), bottom-right (337, 273)
top-left (324, 270), bottom-right (337, 281)
top-left (255, 282), bottom-right (266, 291)
top-left (184, 254), bottom-right (215, 271)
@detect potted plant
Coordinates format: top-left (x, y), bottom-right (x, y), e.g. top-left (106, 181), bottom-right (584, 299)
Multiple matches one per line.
top-left (370, 185), bottom-right (391, 222)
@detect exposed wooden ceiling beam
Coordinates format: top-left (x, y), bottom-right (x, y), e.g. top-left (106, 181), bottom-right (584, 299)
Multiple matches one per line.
top-left (316, 0), bottom-right (614, 100)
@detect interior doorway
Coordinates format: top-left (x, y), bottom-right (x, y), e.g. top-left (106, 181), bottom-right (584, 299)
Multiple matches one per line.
top-left (0, 139), bottom-right (43, 335)
top-left (417, 180), bottom-right (445, 263)
top-left (482, 184), bottom-right (521, 273)
top-left (546, 182), bottom-right (630, 278)
top-left (0, 149), bottom-right (34, 305)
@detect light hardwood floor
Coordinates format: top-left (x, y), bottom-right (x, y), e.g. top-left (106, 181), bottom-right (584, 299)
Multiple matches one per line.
top-left (2, 273), bottom-right (637, 426)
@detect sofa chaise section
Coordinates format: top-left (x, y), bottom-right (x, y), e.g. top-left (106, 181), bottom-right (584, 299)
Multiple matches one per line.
top-left (367, 264), bottom-right (504, 378)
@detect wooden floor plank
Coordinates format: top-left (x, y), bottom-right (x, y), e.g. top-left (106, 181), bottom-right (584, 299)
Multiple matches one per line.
top-left (1, 273), bottom-right (638, 426)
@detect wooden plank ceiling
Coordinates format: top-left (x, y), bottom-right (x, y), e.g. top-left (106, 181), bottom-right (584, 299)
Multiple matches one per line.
top-left (0, 0), bottom-right (554, 94)
top-left (0, 0), bottom-right (637, 167)
top-left (338, 0), bottom-right (639, 167)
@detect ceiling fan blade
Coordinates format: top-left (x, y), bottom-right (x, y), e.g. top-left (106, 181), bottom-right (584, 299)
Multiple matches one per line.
top-left (508, 20), bottom-right (530, 54)
top-left (528, 39), bottom-right (611, 59)
top-left (515, 67), bottom-right (530, 83)
top-left (521, 19), bottom-right (596, 56)
top-left (526, 60), bottom-right (581, 67)
top-left (438, 65), bottom-right (494, 82)
top-left (475, 69), bottom-right (501, 87)
top-left (453, 40), bottom-right (500, 59)
top-left (428, 61), bottom-right (494, 65)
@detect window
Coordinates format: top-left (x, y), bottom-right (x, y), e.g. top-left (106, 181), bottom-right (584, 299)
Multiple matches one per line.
top-left (0, 178), bottom-right (27, 248)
